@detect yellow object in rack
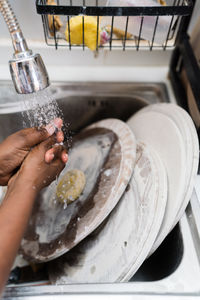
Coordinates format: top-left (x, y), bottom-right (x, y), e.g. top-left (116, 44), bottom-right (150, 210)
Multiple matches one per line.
top-left (157, 0), bottom-right (167, 5)
top-left (65, 16), bottom-right (101, 51)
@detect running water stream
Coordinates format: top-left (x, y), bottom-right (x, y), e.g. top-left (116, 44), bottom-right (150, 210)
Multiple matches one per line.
top-left (19, 86), bottom-right (72, 149)
top-left (19, 86), bottom-right (72, 209)
top-left (20, 87), bottom-right (63, 127)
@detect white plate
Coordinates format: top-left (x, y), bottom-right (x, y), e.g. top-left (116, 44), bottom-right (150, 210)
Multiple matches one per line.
top-left (139, 104), bottom-right (199, 254)
top-left (20, 119), bottom-right (136, 262)
top-left (123, 141), bottom-right (167, 281)
top-left (48, 142), bottom-right (167, 283)
top-left (127, 110), bottom-right (186, 255)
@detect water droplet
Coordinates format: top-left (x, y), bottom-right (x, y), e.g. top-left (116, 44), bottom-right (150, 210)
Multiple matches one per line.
top-left (63, 200), bottom-right (68, 210)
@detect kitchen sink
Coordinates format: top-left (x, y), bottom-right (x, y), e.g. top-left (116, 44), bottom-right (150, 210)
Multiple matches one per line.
top-left (1, 81), bottom-right (200, 299)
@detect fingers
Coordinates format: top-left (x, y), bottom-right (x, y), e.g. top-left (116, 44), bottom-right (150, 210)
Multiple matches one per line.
top-left (53, 118), bottom-right (63, 129)
top-left (39, 135), bottom-right (57, 153)
top-left (61, 150), bottom-right (68, 163)
top-left (45, 148), bottom-right (55, 163)
top-left (45, 118), bottom-right (63, 136)
top-left (45, 149), bottom-right (66, 184)
top-left (55, 160), bottom-right (66, 178)
top-left (56, 130), bottom-right (64, 143)
top-left (12, 118), bottom-right (63, 149)
top-left (45, 146), bottom-right (68, 164)
top-left (45, 147), bottom-right (57, 163)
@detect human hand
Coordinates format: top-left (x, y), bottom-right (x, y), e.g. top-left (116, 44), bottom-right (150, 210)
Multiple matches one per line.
top-left (8, 135), bottom-right (68, 193)
top-left (0, 136), bottom-right (67, 292)
top-left (0, 118), bottom-right (65, 186)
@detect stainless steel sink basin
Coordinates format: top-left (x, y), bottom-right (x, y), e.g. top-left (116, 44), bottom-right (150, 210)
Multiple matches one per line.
top-left (1, 81), bottom-right (200, 299)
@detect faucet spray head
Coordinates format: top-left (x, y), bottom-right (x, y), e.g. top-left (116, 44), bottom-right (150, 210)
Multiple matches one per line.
top-left (0, 0), bottom-right (50, 94)
top-left (9, 51), bottom-right (50, 94)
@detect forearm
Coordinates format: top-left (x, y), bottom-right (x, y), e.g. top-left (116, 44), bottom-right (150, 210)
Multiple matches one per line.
top-left (0, 179), bottom-right (37, 294)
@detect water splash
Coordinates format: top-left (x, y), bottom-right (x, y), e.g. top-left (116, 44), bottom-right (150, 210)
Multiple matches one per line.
top-left (19, 86), bottom-right (72, 149)
top-left (19, 87), bottom-right (74, 211)
top-left (63, 200), bottom-right (68, 210)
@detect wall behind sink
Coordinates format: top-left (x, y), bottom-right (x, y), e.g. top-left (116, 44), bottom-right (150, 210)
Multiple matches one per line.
top-left (0, 0), bottom-right (44, 41)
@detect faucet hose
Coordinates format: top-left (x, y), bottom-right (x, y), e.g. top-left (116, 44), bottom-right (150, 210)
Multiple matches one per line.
top-left (0, 0), bottom-right (29, 53)
top-left (0, 0), bottom-right (20, 34)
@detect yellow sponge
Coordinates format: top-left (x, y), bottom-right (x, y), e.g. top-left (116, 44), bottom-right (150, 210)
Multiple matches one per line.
top-left (56, 169), bottom-right (86, 205)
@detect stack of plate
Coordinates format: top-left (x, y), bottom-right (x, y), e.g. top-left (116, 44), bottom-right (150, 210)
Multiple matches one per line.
top-left (1, 104), bottom-right (198, 283)
top-left (49, 103), bottom-right (199, 284)
top-left (127, 103), bottom-right (199, 256)
top-left (20, 119), bottom-right (137, 263)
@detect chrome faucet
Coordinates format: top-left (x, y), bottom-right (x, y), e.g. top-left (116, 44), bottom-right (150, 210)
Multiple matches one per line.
top-left (0, 0), bottom-right (50, 94)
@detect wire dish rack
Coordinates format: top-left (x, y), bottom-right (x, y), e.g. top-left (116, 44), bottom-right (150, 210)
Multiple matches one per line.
top-left (36, 0), bottom-right (194, 51)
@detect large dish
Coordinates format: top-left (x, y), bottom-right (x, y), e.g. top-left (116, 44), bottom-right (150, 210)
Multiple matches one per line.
top-left (20, 118), bottom-right (136, 262)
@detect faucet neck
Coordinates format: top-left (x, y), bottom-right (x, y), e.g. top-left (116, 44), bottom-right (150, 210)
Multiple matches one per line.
top-left (11, 31), bottom-right (30, 55)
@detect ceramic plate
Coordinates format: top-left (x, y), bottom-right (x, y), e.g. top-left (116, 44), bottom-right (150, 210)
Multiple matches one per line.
top-left (138, 104), bottom-right (199, 254)
top-left (127, 110), bottom-right (186, 255)
top-left (20, 119), bottom-right (136, 262)
top-left (48, 142), bottom-right (167, 283)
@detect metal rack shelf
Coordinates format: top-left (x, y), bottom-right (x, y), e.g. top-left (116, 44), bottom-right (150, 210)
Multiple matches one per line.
top-left (36, 0), bottom-right (194, 51)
